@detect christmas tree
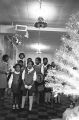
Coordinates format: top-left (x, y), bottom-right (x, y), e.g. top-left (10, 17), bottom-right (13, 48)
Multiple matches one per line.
top-left (45, 12), bottom-right (79, 97)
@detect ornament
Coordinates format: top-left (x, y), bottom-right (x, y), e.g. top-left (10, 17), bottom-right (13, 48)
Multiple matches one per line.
top-left (66, 45), bottom-right (72, 51)
top-left (65, 34), bottom-right (70, 39)
top-left (62, 82), bottom-right (66, 86)
top-left (73, 67), bottom-right (77, 70)
top-left (13, 33), bottom-right (22, 45)
top-left (77, 30), bottom-right (79, 34)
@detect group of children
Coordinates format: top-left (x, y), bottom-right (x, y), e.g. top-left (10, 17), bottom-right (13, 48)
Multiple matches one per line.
top-left (7, 54), bottom-right (60, 111)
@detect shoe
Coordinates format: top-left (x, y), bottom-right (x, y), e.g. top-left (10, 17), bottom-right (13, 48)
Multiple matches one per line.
top-left (29, 108), bottom-right (32, 111)
top-left (28, 110), bottom-right (32, 114)
top-left (20, 108), bottom-right (26, 111)
top-left (16, 104), bottom-right (19, 109)
top-left (12, 104), bottom-right (16, 109)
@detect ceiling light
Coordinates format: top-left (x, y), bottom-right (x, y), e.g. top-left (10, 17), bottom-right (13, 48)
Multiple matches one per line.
top-left (34, 17), bottom-right (47, 28)
top-left (30, 43), bottom-right (50, 51)
top-left (36, 50), bottom-right (42, 54)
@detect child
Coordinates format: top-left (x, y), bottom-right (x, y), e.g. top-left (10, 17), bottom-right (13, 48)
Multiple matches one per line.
top-left (8, 64), bottom-right (22, 109)
top-left (34, 57), bottom-right (43, 74)
top-left (17, 60), bottom-right (25, 108)
top-left (42, 57), bottom-right (48, 76)
top-left (18, 53), bottom-right (26, 67)
top-left (34, 57), bottom-right (43, 103)
top-left (0, 54), bottom-right (9, 100)
top-left (36, 73), bottom-right (44, 104)
top-left (21, 61), bottom-right (37, 111)
top-left (44, 64), bottom-right (52, 104)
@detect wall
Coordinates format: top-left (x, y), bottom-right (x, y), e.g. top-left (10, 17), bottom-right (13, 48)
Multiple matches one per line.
top-left (0, 35), bottom-right (6, 60)
top-left (17, 51), bottom-right (54, 64)
top-left (25, 52), bottom-right (54, 64)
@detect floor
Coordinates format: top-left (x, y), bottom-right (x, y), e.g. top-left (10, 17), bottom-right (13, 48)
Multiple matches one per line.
top-left (0, 93), bottom-right (71, 120)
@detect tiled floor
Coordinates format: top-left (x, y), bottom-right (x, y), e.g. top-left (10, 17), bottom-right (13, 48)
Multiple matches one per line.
top-left (0, 93), bottom-right (71, 120)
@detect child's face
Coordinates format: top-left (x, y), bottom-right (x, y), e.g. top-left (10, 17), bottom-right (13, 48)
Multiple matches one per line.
top-left (5, 56), bottom-right (9, 62)
top-left (15, 65), bottom-right (20, 72)
top-left (27, 62), bottom-right (33, 69)
top-left (18, 62), bottom-right (23, 67)
top-left (48, 66), bottom-right (52, 70)
top-left (43, 59), bottom-right (48, 65)
top-left (35, 59), bottom-right (39, 65)
top-left (51, 64), bottom-right (55, 68)
top-left (70, 104), bottom-right (73, 109)
top-left (37, 74), bottom-right (43, 82)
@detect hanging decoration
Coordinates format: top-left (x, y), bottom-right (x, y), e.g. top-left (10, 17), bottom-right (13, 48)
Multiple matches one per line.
top-left (66, 45), bottom-right (72, 51)
top-left (13, 33), bottom-right (22, 45)
top-left (6, 33), bottom-right (22, 46)
top-left (34, 0), bottom-right (47, 28)
top-left (34, 17), bottom-right (47, 28)
top-left (9, 24), bottom-right (29, 45)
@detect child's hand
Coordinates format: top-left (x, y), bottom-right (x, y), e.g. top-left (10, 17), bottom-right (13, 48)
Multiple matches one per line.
top-left (28, 85), bottom-right (32, 89)
top-left (25, 85), bottom-right (28, 89)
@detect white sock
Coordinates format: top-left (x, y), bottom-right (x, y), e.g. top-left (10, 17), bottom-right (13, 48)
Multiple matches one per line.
top-left (21, 96), bottom-right (26, 108)
top-left (29, 96), bottom-right (33, 111)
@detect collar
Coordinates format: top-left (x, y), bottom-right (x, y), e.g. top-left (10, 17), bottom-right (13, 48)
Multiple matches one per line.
top-left (35, 63), bottom-right (41, 66)
top-left (52, 67), bottom-right (56, 70)
top-left (27, 67), bottom-right (34, 73)
top-left (43, 64), bottom-right (48, 67)
top-left (14, 71), bottom-right (20, 74)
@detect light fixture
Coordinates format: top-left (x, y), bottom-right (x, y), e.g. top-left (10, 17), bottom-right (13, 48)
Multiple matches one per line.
top-left (34, 0), bottom-right (47, 28)
top-left (30, 43), bottom-right (50, 53)
top-left (34, 16), bottom-right (47, 28)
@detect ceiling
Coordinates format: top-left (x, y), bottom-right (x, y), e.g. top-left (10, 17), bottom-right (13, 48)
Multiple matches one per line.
top-left (1, 0), bottom-right (79, 53)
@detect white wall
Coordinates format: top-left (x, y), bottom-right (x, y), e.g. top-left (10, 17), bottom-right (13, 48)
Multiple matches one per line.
top-left (17, 51), bottom-right (54, 64)
top-left (0, 35), bottom-right (5, 58)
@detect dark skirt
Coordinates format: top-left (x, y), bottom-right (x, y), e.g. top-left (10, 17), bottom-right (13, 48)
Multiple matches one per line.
top-left (11, 83), bottom-right (21, 94)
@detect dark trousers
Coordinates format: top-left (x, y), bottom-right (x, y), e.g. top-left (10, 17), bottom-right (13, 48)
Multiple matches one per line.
top-left (35, 91), bottom-right (44, 104)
